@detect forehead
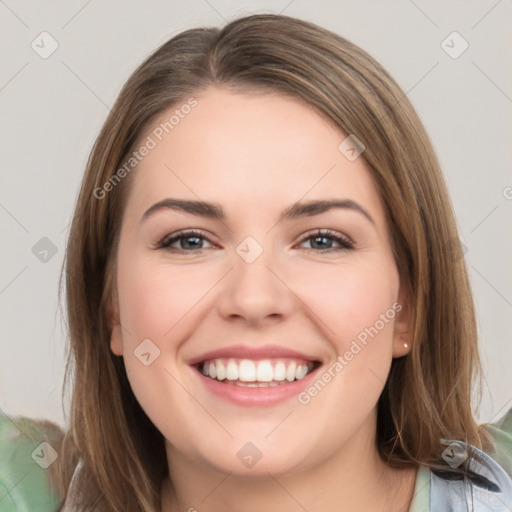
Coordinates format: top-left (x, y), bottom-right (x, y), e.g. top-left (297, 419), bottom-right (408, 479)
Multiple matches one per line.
top-left (123, 87), bottom-right (386, 227)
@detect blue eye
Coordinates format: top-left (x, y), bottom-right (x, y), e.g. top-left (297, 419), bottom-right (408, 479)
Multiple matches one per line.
top-left (158, 230), bottom-right (213, 253)
top-left (157, 229), bottom-right (354, 254)
top-left (298, 229), bottom-right (354, 252)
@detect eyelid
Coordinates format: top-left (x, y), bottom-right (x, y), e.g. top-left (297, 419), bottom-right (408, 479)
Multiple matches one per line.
top-left (157, 229), bottom-right (216, 250)
top-left (295, 228), bottom-right (354, 250)
top-left (297, 228), bottom-right (353, 243)
top-left (156, 228), bottom-right (355, 253)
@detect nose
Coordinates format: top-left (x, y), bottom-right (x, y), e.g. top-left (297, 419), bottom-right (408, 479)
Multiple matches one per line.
top-left (216, 244), bottom-right (296, 328)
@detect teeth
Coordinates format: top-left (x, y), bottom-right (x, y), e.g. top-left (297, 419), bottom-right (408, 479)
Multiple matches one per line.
top-left (200, 358), bottom-right (315, 384)
top-left (296, 365), bottom-right (308, 379)
top-left (274, 362), bottom-right (286, 381)
top-left (235, 381), bottom-right (282, 387)
top-left (239, 360), bottom-right (256, 382)
top-left (286, 361), bottom-right (296, 382)
top-left (215, 360), bottom-right (226, 381)
top-left (256, 361), bottom-right (273, 382)
top-left (226, 360), bottom-right (238, 380)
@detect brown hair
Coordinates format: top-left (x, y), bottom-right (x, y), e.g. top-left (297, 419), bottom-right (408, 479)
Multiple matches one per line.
top-left (57, 13), bottom-right (493, 511)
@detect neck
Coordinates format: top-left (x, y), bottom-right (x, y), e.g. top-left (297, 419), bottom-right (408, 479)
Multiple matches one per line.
top-left (160, 415), bottom-right (417, 512)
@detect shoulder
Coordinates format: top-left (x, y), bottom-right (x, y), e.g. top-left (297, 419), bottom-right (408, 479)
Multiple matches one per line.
top-left (482, 406), bottom-right (512, 479)
top-left (0, 410), bottom-right (63, 511)
top-left (425, 408), bottom-right (512, 511)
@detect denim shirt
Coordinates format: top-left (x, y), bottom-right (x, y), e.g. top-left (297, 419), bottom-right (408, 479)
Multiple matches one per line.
top-left (408, 440), bottom-right (512, 511)
top-left (2, 409), bottom-right (512, 511)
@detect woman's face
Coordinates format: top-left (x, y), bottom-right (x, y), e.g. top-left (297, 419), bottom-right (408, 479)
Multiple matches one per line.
top-left (110, 87), bottom-right (411, 476)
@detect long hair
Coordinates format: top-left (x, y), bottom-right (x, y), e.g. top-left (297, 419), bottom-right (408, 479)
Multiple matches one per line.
top-left (57, 13), bottom-right (493, 510)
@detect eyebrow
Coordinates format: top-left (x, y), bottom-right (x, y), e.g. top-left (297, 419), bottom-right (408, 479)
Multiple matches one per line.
top-left (141, 198), bottom-right (375, 225)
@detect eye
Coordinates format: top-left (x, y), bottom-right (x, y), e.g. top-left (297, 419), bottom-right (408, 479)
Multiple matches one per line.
top-left (297, 229), bottom-right (354, 252)
top-left (156, 228), bottom-right (354, 254)
top-left (157, 230), bottom-right (215, 253)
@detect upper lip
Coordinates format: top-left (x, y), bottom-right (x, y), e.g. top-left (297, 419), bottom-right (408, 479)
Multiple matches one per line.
top-left (188, 344), bottom-right (320, 366)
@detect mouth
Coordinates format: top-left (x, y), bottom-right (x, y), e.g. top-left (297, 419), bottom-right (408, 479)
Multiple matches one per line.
top-left (189, 345), bottom-right (323, 406)
top-left (195, 357), bottom-right (320, 387)
top-left (189, 344), bottom-right (323, 405)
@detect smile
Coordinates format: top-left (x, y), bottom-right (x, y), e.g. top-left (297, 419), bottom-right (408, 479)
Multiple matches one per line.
top-left (199, 358), bottom-right (317, 387)
top-left (189, 344), bottom-right (322, 405)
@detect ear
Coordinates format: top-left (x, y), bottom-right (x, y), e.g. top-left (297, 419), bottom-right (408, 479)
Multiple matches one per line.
top-left (108, 287), bottom-right (124, 356)
top-left (391, 281), bottom-right (414, 359)
top-left (110, 325), bottom-right (124, 356)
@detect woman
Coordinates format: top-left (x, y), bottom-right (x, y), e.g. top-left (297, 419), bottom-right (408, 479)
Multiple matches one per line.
top-left (1, 13), bottom-right (511, 512)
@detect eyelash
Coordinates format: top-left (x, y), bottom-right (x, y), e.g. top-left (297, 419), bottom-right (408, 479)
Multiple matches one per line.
top-left (156, 229), bottom-right (354, 254)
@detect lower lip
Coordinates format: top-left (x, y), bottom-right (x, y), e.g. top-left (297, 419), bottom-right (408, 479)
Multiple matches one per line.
top-left (192, 365), bottom-right (321, 406)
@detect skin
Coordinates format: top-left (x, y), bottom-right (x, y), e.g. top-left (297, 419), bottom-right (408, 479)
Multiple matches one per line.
top-left (110, 87), bottom-right (417, 512)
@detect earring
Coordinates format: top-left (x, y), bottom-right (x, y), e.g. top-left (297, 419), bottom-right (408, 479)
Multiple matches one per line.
top-left (403, 342), bottom-right (408, 348)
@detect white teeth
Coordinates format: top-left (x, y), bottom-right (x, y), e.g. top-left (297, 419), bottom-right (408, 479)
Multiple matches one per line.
top-left (226, 360), bottom-right (238, 380)
top-left (273, 362), bottom-right (286, 381)
top-left (239, 360), bottom-right (256, 381)
top-left (235, 381), bottom-right (284, 387)
top-left (215, 359), bottom-right (226, 381)
top-left (200, 358), bottom-right (315, 384)
top-left (286, 361), bottom-right (296, 382)
top-left (296, 365), bottom-right (308, 380)
top-left (256, 361), bottom-right (274, 382)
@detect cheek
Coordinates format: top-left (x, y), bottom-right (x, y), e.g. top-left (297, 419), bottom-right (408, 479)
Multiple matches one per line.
top-left (117, 258), bottom-right (216, 343)
top-left (292, 260), bottom-right (399, 350)
top-left (291, 263), bottom-right (399, 436)
top-left (114, 257), bottom-right (223, 417)
top-left (289, 259), bottom-right (400, 412)
top-left (114, 258), bottom-right (215, 443)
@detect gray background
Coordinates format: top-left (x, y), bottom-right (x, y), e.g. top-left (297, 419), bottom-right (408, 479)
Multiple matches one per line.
top-left (1, 0), bottom-right (511, 429)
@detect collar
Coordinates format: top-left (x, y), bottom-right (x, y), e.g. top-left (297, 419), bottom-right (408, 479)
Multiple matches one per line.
top-left (430, 440), bottom-right (512, 511)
